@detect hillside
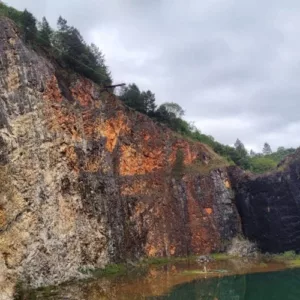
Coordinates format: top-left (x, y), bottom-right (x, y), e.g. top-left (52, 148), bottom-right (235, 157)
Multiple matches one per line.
top-left (1, 5), bottom-right (300, 300)
top-left (0, 2), bottom-right (294, 175)
top-left (0, 16), bottom-right (241, 296)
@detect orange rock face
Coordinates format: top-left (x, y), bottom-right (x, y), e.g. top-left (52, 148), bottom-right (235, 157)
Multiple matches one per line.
top-left (40, 74), bottom-right (242, 257)
top-left (0, 17), bottom-right (241, 290)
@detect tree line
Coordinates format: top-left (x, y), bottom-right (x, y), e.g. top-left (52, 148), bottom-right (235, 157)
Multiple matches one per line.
top-left (118, 84), bottom-right (296, 173)
top-left (233, 139), bottom-right (295, 173)
top-left (1, 2), bottom-right (296, 174)
top-left (0, 2), bottom-right (112, 85)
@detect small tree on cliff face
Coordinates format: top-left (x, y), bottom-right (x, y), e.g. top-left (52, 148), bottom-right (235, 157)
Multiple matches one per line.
top-left (172, 149), bottom-right (185, 179)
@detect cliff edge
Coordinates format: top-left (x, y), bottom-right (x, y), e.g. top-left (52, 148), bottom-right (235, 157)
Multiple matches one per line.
top-left (0, 17), bottom-right (241, 294)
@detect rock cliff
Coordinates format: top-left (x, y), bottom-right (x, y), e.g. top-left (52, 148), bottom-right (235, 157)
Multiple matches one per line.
top-left (3, 14), bottom-right (300, 299)
top-left (0, 17), bottom-right (241, 294)
top-left (230, 152), bottom-right (300, 254)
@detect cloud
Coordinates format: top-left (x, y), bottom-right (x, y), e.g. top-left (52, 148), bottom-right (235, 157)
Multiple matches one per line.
top-left (7, 0), bottom-right (300, 151)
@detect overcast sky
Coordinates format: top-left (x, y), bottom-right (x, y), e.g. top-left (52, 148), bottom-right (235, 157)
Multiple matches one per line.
top-left (6, 0), bottom-right (300, 151)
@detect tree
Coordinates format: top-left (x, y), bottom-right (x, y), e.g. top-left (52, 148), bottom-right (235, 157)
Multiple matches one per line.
top-left (263, 143), bottom-right (272, 155)
top-left (250, 149), bottom-right (256, 157)
top-left (234, 139), bottom-right (244, 151)
top-left (21, 9), bottom-right (37, 42)
top-left (232, 139), bottom-right (249, 168)
top-left (53, 17), bottom-right (111, 85)
top-left (57, 16), bottom-right (68, 32)
top-left (161, 102), bottom-right (185, 118)
top-left (88, 43), bottom-right (112, 85)
top-left (119, 84), bottom-right (145, 112)
top-left (155, 104), bottom-right (173, 122)
top-left (154, 102), bottom-right (185, 132)
top-left (37, 17), bottom-right (52, 47)
top-left (119, 84), bottom-right (157, 115)
top-left (277, 146), bottom-right (285, 153)
top-left (234, 139), bottom-right (248, 156)
top-left (141, 90), bottom-right (156, 115)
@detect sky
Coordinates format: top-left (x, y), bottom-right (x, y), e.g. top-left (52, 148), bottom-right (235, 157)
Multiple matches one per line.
top-left (6, 0), bottom-right (300, 152)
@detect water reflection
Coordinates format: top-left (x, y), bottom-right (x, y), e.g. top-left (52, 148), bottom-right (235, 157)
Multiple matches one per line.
top-left (153, 268), bottom-right (300, 300)
top-left (17, 260), bottom-right (297, 300)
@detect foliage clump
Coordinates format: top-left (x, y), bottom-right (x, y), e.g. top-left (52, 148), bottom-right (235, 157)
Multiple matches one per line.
top-left (0, 2), bottom-right (111, 86)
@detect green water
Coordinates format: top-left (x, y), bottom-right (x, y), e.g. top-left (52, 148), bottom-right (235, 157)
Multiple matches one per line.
top-left (152, 268), bottom-right (300, 300)
top-left (17, 260), bottom-right (298, 299)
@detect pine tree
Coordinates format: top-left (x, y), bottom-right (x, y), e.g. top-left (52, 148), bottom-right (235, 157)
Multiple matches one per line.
top-left (89, 43), bottom-right (112, 85)
top-left (21, 9), bottom-right (37, 42)
top-left (263, 143), bottom-right (272, 155)
top-left (38, 17), bottom-right (52, 47)
top-left (141, 90), bottom-right (156, 115)
top-left (57, 16), bottom-right (68, 32)
top-left (54, 17), bottom-right (111, 85)
top-left (119, 84), bottom-right (145, 112)
top-left (234, 139), bottom-right (246, 152)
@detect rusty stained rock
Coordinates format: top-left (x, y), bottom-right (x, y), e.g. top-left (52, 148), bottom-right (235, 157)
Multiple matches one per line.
top-left (0, 16), bottom-right (241, 293)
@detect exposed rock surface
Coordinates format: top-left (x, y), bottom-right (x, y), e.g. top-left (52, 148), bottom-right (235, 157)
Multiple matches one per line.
top-left (227, 237), bottom-right (258, 257)
top-left (229, 152), bottom-right (300, 253)
top-left (0, 17), bottom-right (241, 292)
top-left (196, 255), bottom-right (214, 263)
top-left (3, 14), bottom-right (300, 298)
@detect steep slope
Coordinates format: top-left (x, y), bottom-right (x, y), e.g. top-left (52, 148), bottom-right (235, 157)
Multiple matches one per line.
top-left (230, 151), bottom-right (300, 253)
top-left (0, 16), bottom-right (241, 293)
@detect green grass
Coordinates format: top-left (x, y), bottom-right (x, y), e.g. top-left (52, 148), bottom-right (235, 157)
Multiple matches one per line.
top-left (140, 256), bottom-right (198, 266)
top-left (182, 269), bottom-right (229, 275)
top-left (184, 159), bottom-right (229, 176)
top-left (272, 251), bottom-right (297, 261)
top-left (270, 251), bottom-right (300, 267)
top-left (79, 263), bottom-right (127, 277)
top-left (259, 262), bottom-right (268, 268)
top-left (287, 259), bottom-right (300, 267)
top-left (79, 256), bottom-right (199, 278)
top-left (282, 251), bottom-right (297, 259)
top-left (211, 253), bottom-right (233, 260)
top-left (141, 257), bottom-right (175, 265)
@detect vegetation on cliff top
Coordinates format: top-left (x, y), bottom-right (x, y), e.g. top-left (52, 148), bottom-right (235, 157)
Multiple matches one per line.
top-left (0, 2), bottom-right (112, 85)
top-left (0, 2), bottom-right (296, 174)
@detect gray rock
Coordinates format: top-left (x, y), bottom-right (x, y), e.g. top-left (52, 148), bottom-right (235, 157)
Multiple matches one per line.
top-left (196, 255), bottom-right (214, 263)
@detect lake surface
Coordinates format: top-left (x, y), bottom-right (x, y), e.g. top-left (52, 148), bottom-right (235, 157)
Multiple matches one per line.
top-left (17, 259), bottom-right (300, 299)
top-left (152, 268), bottom-right (300, 300)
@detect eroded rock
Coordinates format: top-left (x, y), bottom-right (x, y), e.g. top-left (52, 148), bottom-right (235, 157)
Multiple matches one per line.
top-left (0, 17), bottom-right (241, 293)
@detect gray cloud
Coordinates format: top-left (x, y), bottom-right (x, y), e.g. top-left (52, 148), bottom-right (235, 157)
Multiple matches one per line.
top-left (7, 0), bottom-right (300, 151)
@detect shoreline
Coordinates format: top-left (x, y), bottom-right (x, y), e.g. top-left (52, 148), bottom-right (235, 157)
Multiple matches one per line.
top-left (16, 254), bottom-right (300, 299)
